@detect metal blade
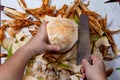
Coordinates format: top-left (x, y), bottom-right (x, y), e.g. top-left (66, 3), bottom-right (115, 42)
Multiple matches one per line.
top-left (104, 0), bottom-right (120, 4)
top-left (77, 14), bottom-right (91, 65)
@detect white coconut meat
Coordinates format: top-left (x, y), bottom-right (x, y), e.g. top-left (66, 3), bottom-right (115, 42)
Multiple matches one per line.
top-left (12, 31), bottom-right (31, 53)
top-left (44, 16), bottom-right (78, 53)
top-left (95, 37), bottom-right (110, 48)
top-left (2, 38), bottom-right (16, 50)
top-left (61, 44), bottom-right (77, 61)
top-left (24, 76), bottom-right (37, 80)
top-left (32, 55), bottom-right (47, 78)
top-left (59, 69), bottom-right (71, 80)
top-left (93, 37), bottom-right (111, 60)
top-left (93, 48), bottom-right (103, 60)
top-left (70, 75), bottom-right (79, 80)
top-left (2, 31), bottom-right (31, 54)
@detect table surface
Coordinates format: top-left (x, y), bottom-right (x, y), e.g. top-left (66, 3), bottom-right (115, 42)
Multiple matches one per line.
top-left (0, 0), bottom-right (120, 80)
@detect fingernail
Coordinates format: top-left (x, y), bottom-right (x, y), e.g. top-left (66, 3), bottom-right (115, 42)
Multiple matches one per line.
top-left (82, 59), bottom-right (86, 62)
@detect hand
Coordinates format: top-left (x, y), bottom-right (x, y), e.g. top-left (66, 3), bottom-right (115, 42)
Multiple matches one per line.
top-left (81, 55), bottom-right (107, 80)
top-left (24, 22), bottom-right (60, 56)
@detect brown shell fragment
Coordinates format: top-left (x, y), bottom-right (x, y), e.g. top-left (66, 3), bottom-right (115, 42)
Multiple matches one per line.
top-left (89, 21), bottom-right (103, 36)
top-left (56, 4), bottom-right (68, 17)
top-left (106, 68), bottom-right (113, 77)
top-left (5, 12), bottom-right (27, 20)
top-left (4, 7), bottom-right (28, 18)
top-left (19, 0), bottom-right (28, 9)
top-left (0, 25), bottom-right (7, 43)
top-left (103, 54), bottom-right (115, 61)
top-left (43, 0), bottom-right (49, 6)
top-left (0, 53), bottom-right (7, 58)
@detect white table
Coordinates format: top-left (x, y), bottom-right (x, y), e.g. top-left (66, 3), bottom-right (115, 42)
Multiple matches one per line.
top-left (1, 0), bottom-right (120, 80)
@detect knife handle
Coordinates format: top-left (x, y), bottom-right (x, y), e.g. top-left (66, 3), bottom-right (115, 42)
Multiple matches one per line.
top-left (83, 60), bottom-right (92, 80)
top-left (84, 77), bottom-right (87, 80)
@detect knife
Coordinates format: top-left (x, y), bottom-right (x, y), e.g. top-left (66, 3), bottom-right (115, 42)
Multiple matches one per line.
top-left (104, 0), bottom-right (120, 4)
top-left (77, 14), bottom-right (91, 65)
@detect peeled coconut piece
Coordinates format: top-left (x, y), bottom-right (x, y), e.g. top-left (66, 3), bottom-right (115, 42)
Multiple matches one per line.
top-left (2, 38), bottom-right (16, 50)
top-left (95, 37), bottom-right (110, 48)
top-left (61, 44), bottom-right (77, 61)
top-left (94, 37), bottom-right (110, 59)
top-left (70, 75), bottom-right (79, 80)
top-left (12, 31), bottom-right (31, 53)
top-left (93, 47), bottom-right (103, 60)
top-left (44, 16), bottom-right (78, 53)
top-left (32, 55), bottom-right (47, 77)
top-left (25, 76), bottom-right (37, 80)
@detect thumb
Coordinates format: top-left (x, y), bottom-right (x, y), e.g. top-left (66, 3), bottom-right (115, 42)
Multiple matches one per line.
top-left (91, 55), bottom-right (99, 65)
top-left (82, 59), bottom-right (90, 69)
top-left (46, 45), bottom-right (60, 52)
top-left (38, 21), bottom-right (48, 34)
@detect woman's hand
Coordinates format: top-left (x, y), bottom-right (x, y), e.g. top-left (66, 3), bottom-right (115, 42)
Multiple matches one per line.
top-left (0, 22), bottom-right (60, 80)
top-left (81, 55), bottom-right (107, 80)
top-left (25, 22), bottom-right (60, 56)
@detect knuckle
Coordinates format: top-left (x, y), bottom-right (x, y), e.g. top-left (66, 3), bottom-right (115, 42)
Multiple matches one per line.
top-left (98, 59), bottom-right (103, 64)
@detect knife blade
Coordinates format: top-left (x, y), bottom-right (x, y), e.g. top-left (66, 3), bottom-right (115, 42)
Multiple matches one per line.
top-left (77, 14), bottom-right (91, 65)
top-left (0, 5), bottom-right (16, 11)
top-left (104, 0), bottom-right (120, 4)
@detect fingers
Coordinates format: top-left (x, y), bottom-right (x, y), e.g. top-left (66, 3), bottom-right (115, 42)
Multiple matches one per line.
top-left (81, 73), bottom-right (86, 80)
top-left (82, 55), bottom-right (99, 67)
top-left (81, 67), bottom-right (86, 80)
top-left (38, 21), bottom-right (48, 34)
top-left (81, 67), bottom-right (85, 73)
top-left (82, 59), bottom-right (90, 69)
top-left (40, 21), bottom-right (48, 29)
top-left (91, 55), bottom-right (100, 65)
top-left (46, 45), bottom-right (60, 52)
top-left (36, 21), bottom-right (49, 41)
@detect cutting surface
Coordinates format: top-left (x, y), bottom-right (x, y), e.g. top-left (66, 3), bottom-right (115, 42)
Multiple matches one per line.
top-left (1, 0), bottom-right (120, 80)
